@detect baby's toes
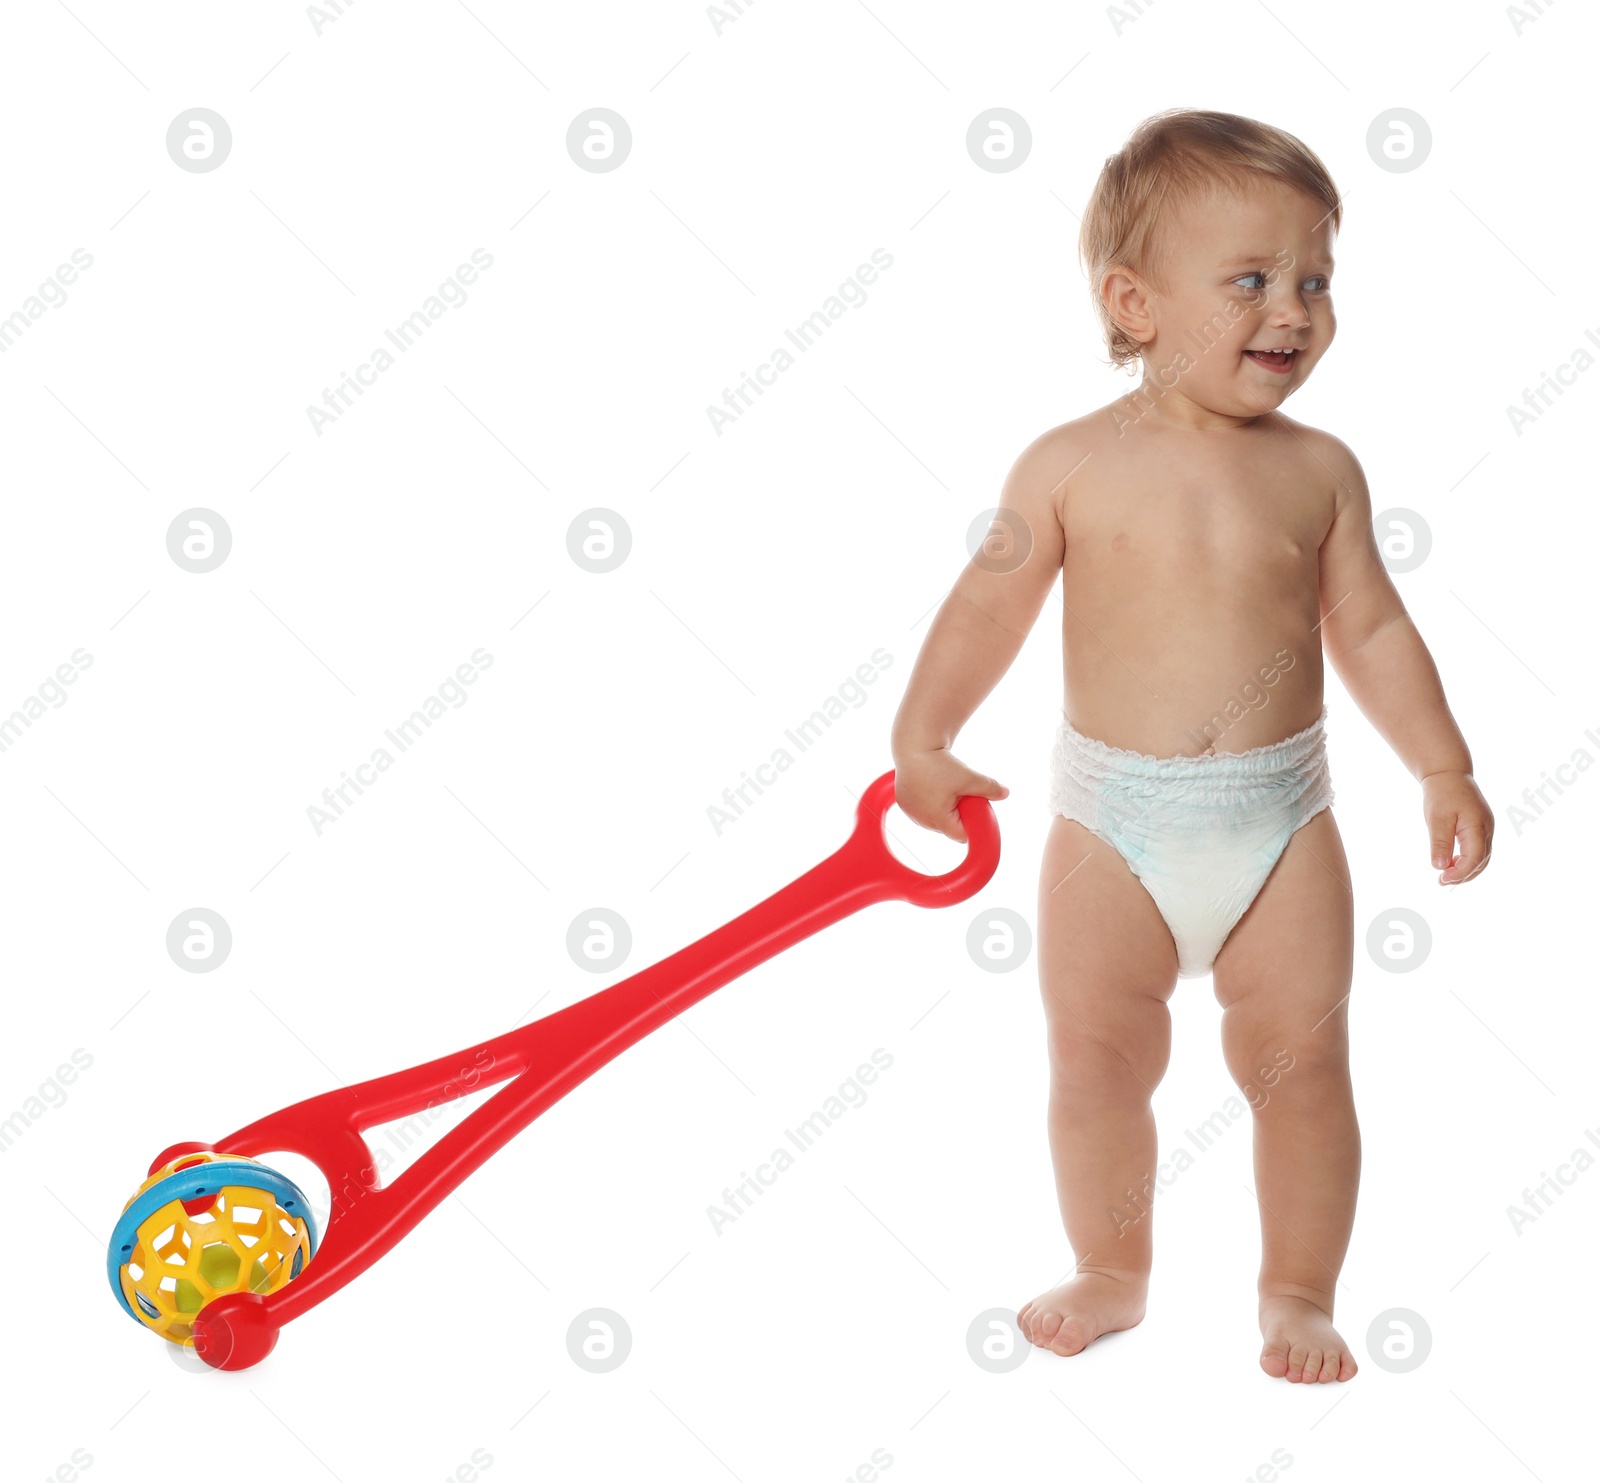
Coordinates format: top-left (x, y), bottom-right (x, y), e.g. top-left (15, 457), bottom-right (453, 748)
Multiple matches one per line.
top-left (1336, 1348), bottom-right (1359, 1381)
top-left (1315, 1349), bottom-right (1342, 1383)
top-left (1016, 1304), bottom-right (1035, 1342)
top-left (1301, 1349), bottom-right (1324, 1384)
top-left (1047, 1314), bottom-right (1095, 1357)
top-left (1287, 1344), bottom-right (1311, 1382)
top-left (1034, 1307), bottom-right (1065, 1345)
top-left (1259, 1338), bottom-right (1291, 1378)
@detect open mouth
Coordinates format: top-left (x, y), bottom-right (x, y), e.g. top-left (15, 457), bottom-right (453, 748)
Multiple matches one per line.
top-left (1244, 348), bottom-right (1300, 374)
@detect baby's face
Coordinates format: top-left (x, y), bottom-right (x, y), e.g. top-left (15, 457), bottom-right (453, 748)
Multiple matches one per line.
top-left (1137, 178), bottom-right (1336, 420)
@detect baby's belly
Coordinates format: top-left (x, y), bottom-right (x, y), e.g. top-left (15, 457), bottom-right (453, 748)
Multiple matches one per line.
top-left (1060, 603), bottom-right (1325, 758)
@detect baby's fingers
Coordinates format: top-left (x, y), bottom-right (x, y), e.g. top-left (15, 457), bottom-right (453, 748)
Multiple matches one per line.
top-left (1428, 806), bottom-right (1457, 871)
top-left (1440, 821), bottom-right (1491, 884)
top-left (942, 777), bottom-right (1009, 844)
top-left (938, 798), bottom-right (971, 844)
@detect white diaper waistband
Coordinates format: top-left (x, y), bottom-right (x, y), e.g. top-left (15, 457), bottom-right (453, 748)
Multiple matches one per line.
top-left (1049, 706), bottom-right (1333, 830)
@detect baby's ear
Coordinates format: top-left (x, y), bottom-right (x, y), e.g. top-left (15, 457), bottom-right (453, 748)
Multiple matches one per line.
top-left (1101, 266), bottom-right (1155, 348)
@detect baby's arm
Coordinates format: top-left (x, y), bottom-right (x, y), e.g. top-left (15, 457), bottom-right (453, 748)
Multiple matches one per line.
top-left (1313, 434), bottom-right (1493, 884)
top-left (892, 433), bottom-right (1068, 841)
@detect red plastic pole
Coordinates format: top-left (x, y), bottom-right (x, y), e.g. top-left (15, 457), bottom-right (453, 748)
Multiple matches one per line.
top-left (176, 771), bottom-right (999, 1368)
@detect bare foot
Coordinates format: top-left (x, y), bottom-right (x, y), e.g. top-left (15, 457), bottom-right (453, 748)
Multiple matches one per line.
top-left (1258, 1295), bottom-right (1359, 1382)
top-left (1017, 1271), bottom-right (1147, 1357)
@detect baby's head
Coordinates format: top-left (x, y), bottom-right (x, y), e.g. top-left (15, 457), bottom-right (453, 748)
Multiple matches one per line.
top-left (1080, 109), bottom-right (1342, 422)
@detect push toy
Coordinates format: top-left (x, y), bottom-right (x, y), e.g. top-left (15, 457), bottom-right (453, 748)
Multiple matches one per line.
top-left (108, 770), bottom-right (1000, 1369)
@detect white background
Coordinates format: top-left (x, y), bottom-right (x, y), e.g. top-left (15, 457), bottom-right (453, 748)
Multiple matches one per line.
top-left (1, 2), bottom-right (1594, 1479)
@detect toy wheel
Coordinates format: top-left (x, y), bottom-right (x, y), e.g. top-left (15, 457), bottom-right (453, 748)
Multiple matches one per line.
top-left (108, 1151), bottom-right (317, 1354)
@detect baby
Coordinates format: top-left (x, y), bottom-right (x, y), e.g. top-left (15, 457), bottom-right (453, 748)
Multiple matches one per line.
top-left (891, 109), bottom-right (1493, 1384)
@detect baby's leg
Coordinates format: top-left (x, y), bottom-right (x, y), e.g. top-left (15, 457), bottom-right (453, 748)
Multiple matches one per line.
top-left (1017, 815), bottom-right (1179, 1357)
top-left (1212, 807), bottom-right (1360, 1383)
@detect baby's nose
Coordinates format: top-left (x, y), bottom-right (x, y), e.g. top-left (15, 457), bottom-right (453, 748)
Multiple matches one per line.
top-left (1268, 296), bottom-right (1312, 329)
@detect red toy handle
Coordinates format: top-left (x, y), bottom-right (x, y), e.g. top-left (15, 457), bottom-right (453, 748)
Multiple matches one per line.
top-left (175, 770), bottom-right (1000, 1368)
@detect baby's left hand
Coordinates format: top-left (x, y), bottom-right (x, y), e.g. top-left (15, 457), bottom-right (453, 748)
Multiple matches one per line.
top-left (1422, 770), bottom-right (1493, 884)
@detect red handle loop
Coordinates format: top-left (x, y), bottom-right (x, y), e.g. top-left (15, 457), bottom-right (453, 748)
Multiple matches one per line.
top-left (847, 770), bottom-right (1001, 907)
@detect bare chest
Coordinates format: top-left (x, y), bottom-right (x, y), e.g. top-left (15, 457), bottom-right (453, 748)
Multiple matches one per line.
top-left (1063, 450), bottom-right (1332, 585)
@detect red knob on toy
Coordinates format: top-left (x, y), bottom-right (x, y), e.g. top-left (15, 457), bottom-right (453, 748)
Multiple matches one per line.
top-left (193, 1292), bottom-right (282, 1371)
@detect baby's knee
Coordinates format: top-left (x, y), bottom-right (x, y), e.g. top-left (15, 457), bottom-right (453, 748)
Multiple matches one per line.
top-left (1049, 1025), bottom-right (1166, 1096)
top-left (1227, 1036), bottom-right (1348, 1109)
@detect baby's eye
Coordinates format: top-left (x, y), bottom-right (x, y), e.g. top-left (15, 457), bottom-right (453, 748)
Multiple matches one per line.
top-left (1305, 275), bottom-right (1331, 292)
top-left (1232, 271), bottom-right (1268, 291)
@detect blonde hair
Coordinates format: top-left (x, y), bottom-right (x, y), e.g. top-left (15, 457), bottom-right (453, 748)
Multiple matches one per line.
top-left (1079, 109), bottom-right (1342, 369)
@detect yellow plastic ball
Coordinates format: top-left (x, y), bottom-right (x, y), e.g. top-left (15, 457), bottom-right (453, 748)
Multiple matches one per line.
top-left (112, 1152), bottom-right (315, 1347)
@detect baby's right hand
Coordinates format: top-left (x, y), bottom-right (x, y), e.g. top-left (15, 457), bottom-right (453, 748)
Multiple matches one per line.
top-left (893, 747), bottom-right (1009, 843)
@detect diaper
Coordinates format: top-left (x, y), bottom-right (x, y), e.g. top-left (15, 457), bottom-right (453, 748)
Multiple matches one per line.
top-left (1048, 707), bottom-right (1335, 978)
